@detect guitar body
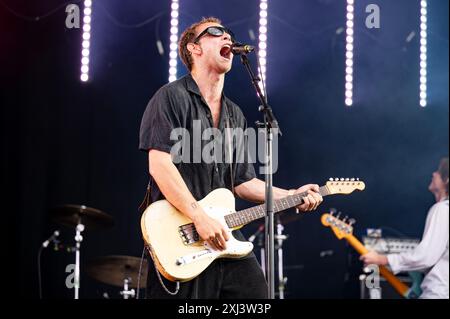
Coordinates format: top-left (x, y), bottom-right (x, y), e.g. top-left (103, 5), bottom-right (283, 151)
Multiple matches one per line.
top-left (140, 188), bottom-right (253, 282)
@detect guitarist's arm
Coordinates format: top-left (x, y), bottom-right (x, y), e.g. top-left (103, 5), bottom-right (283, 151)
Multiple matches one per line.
top-left (361, 202), bottom-right (449, 273)
top-left (234, 178), bottom-right (323, 212)
top-left (149, 150), bottom-right (229, 251)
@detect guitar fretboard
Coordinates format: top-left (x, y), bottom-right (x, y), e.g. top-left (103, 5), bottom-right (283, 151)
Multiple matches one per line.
top-left (224, 186), bottom-right (330, 228)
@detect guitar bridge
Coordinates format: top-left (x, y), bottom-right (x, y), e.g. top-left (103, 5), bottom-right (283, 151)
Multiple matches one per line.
top-left (178, 223), bottom-right (200, 245)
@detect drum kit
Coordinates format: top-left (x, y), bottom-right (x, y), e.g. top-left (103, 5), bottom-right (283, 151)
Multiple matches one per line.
top-left (46, 204), bottom-right (147, 299)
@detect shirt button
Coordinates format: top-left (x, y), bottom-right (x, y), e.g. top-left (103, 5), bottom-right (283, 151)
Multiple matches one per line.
top-left (206, 114), bottom-right (211, 118)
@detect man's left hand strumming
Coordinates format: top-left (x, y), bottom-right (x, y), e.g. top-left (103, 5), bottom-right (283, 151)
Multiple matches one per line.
top-left (235, 178), bottom-right (323, 212)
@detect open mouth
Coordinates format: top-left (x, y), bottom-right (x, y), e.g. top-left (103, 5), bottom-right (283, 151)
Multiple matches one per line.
top-left (219, 44), bottom-right (232, 60)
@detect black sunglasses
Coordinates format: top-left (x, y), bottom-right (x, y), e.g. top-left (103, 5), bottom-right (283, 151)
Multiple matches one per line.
top-left (193, 26), bottom-right (235, 44)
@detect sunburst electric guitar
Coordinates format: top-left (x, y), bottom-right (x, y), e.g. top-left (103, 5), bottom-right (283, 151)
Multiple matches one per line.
top-left (140, 178), bottom-right (365, 282)
top-left (321, 213), bottom-right (423, 299)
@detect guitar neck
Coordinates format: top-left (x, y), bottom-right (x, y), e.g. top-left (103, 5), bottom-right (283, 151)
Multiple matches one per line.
top-left (225, 186), bottom-right (330, 229)
top-left (345, 234), bottom-right (409, 297)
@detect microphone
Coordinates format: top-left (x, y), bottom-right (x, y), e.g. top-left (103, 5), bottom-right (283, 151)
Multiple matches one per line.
top-left (231, 43), bottom-right (255, 55)
top-left (42, 230), bottom-right (60, 248)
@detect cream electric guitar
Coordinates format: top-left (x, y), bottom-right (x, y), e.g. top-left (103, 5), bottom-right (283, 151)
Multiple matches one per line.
top-left (321, 213), bottom-right (423, 299)
top-left (141, 178), bottom-right (365, 282)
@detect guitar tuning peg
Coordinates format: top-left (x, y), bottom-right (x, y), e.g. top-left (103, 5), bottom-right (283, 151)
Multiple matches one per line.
top-left (335, 178), bottom-right (339, 182)
top-left (350, 178), bottom-right (355, 182)
top-left (340, 178), bottom-right (344, 181)
top-left (356, 178), bottom-right (360, 181)
top-left (348, 218), bottom-right (356, 226)
top-left (329, 208), bottom-right (337, 216)
top-left (345, 178), bottom-right (349, 181)
top-left (329, 178), bottom-right (334, 181)
top-left (342, 216), bottom-right (348, 222)
top-left (336, 212), bottom-right (342, 219)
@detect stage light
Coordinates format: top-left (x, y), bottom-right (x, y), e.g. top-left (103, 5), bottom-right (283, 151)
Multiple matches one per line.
top-left (169, 67), bottom-right (177, 75)
top-left (345, 0), bottom-right (354, 106)
top-left (258, 0), bottom-right (268, 91)
top-left (80, 0), bottom-right (92, 82)
top-left (419, 0), bottom-right (428, 107)
top-left (168, 0), bottom-right (179, 83)
top-left (81, 65), bottom-right (89, 73)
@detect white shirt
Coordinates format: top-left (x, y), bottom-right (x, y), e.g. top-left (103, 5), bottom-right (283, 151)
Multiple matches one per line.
top-left (387, 199), bottom-right (449, 299)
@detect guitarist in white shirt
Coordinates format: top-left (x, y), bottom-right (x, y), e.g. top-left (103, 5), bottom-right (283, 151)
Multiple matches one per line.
top-left (361, 158), bottom-right (449, 299)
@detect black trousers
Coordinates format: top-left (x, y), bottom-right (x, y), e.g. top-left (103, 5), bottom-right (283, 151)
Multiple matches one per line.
top-left (145, 255), bottom-right (268, 299)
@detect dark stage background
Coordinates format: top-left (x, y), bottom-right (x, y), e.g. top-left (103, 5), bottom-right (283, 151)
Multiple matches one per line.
top-left (2, 0), bottom-right (448, 299)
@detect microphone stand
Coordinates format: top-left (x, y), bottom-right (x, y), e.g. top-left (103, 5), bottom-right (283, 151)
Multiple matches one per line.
top-left (74, 222), bottom-right (84, 299)
top-left (239, 53), bottom-right (282, 299)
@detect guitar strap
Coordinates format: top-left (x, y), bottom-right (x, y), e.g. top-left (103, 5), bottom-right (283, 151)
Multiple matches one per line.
top-left (224, 101), bottom-right (235, 194)
top-left (138, 179), bottom-right (153, 214)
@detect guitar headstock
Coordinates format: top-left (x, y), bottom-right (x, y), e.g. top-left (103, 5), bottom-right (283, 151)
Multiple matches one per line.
top-left (325, 178), bottom-right (365, 195)
top-left (321, 212), bottom-right (355, 240)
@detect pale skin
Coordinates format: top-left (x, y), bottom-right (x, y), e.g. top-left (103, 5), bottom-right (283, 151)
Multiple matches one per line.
top-left (149, 22), bottom-right (323, 251)
top-left (360, 165), bottom-right (449, 266)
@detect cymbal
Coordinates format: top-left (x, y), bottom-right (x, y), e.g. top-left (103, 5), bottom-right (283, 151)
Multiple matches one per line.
top-left (51, 204), bottom-right (114, 231)
top-left (85, 255), bottom-right (148, 288)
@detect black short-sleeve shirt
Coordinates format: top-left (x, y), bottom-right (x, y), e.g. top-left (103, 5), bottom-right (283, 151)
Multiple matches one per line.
top-left (139, 74), bottom-right (256, 203)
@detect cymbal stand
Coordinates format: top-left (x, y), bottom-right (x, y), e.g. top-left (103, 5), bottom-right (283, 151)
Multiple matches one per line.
top-left (276, 218), bottom-right (288, 299)
top-left (74, 222), bottom-right (84, 299)
top-left (254, 219), bottom-right (289, 299)
top-left (120, 278), bottom-right (136, 299)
